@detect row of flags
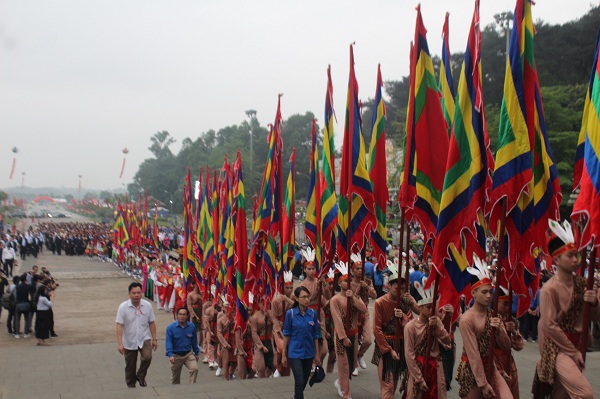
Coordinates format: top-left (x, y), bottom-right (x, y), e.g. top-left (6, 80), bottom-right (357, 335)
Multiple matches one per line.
top-left (113, 0), bottom-right (600, 335)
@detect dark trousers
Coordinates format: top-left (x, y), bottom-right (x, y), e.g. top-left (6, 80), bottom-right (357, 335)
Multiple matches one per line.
top-left (3, 259), bottom-right (14, 276)
top-left (123, 339), bottom-right (153, 387)
top-left (520, 312), bottom-right (539, 340)
top-left (289, 357), bottom-right (313, 399)
top-left (6, 308), bottom-right (15, 333)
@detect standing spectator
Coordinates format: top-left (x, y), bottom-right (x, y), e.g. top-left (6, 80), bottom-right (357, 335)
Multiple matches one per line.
top-left (19, 234), bottom-right (27, 260)
top-left (2, 242), bottom-right (16, 276)
top-left (5, 276), bottom-right (18, 335)
top-left (14, 273), bottom-right (33, 338)
top-left (165, 308), bottom-right (200, 384)
top-left (0, 271), bottom-right (8, 322)
top-left (116, 282), bottom-right (158, 388)
top-left (282, 286), bottom-right (321, 399)
top-left (34, 284), bottom-right (53, 346)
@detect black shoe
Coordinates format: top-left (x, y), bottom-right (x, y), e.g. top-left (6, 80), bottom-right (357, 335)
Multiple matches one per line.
top-left (137, 377), bottom-right (147, 387)
top-left (50, 333), bottom-right (59, 338)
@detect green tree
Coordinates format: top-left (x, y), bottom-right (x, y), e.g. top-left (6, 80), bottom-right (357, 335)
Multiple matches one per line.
top-left (149, 131), bottom-right (176, 159)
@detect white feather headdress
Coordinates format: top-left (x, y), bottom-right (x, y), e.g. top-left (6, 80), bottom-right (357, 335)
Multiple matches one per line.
top-left (327, 267), bottom-right (336, 281)
top-left (548, 219), bottom-right (575, 246)
top-left (220, 294), bottom-right (229, 307)
top-left (466, 254), bottom-right (491, 290)
top-left (414, 279), bottom-right (433, 305)
top-left (283, 270), bottom-right (293, 284)
top-left (547, 219), bottom-right (577, 256)
top-left (301, 247), bottom-right (316, 264)
top-left (350, 253), bottom-right (362, 265)
top-left (335, 261), bottom-right (348, 278)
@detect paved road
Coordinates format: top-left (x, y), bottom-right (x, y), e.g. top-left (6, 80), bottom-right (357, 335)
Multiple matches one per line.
top-left (1, 250), bottom-right (600, 399)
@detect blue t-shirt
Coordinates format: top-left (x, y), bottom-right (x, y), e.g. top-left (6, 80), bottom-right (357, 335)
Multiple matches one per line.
top-left (165, 320), bottom-right (200, 357)
top-left (364, 261), bottom-right (375, 281)
top-left (283, 307), bottom-right (319, 359)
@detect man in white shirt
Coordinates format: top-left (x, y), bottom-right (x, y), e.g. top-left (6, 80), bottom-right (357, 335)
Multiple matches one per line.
top-left (116, 282), bottom-right (158, 388)
top-left (2, 242), bottom-right (16, 276)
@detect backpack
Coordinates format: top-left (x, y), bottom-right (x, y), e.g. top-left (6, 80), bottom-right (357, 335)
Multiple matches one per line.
top-left (1, 287), bottom-right (15, 310)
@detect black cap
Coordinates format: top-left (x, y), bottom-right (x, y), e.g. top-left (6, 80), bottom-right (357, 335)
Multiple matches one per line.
top-left (308, 366), bottom-right (325, 386)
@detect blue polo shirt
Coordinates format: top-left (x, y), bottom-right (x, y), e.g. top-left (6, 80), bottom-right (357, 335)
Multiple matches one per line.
top-left (283, 307), bottom-right (319, 359)
top-left (165, 320), bottom-right (200, 357)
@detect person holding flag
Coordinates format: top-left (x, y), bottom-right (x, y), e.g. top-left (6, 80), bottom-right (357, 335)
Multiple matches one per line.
top-left (299, 247), bottom-right (330, 311)
top-left (349, 253), bottom-right (376, 373)
top-left (250, 295), bottom-right (275, 378)
top-left (235, 294), bottom-right (255, 380)
top-left (456, 255), bottom-right (512, 398)
top-left (216, 295), bottom-right (236, 380)
top-left (532, 220), bottom-right (599, 399)
top-left (371, 260), bottom-right (408, 399)
top-left (495, 286), bottom-right (524, 399)
top-left (404, 280), bottom-right (451, 398)
top-left (270, 270), bottom-right (295, 377)
top-left (330, 261), bottom-right (368, 399)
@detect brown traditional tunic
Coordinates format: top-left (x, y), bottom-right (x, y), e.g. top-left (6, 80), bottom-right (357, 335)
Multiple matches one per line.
top-left (404, 317), bottom-right (450, 399)
top-left (456, 308), bottom-right (512, 398)
top-left (534, 275), bottom-right (600, 398)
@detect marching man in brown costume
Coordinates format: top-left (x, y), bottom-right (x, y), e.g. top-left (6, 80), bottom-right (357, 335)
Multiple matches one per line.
top-left (495, 286), bottom-right (524, 399)
top-left (405, 279), bottom-right (452, 399)
top-left (269, 270), bottom-right (295, 377)
top-left (456, 255), bottom-right (513, 398)
top-left (216, 295), bottom-right (236, 380)
top-left (371, 260), bottom-right (408, 399)
top-left (533, 219), bottom-right (599, 399)
top-left (250, 294), bottom-right (275, 378)
top-left (349, 253), bottom-right (377, 374)
top-left (235, 293), bottom-right (255, 380)
top-left (330, 261), bottom-right (368, 399)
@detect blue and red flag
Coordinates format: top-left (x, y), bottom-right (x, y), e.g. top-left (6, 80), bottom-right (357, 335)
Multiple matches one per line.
top-left (572, 28), bottom-right (600, 249)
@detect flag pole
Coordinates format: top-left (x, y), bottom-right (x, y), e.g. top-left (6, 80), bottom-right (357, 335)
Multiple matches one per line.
top-left (404, 221), bottom-right (411, 293)
top-left (421, 271), bottom-right (440, 383)
top-left (346, 191), bottom-right (353, 330)
top-left (579, 241), bottom-right (597, 361)
top-left (488, 197), bottom-right (507, 385)
top-left (395, 211), bottom-right (406, 353)
top-left (505, 282), bottom-right (513, 371)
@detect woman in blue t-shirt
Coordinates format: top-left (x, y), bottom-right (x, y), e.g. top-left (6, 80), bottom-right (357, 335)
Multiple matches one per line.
top-left (282, 286), bottom-right (321, 399)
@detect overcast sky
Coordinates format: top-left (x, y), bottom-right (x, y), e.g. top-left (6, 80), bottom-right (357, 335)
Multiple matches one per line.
top-left (0, 0), bottom-right (597, 191)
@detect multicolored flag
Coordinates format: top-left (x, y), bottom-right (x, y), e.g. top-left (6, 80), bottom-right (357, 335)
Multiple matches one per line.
top-left (282, 148), bottom-right (296, 271)
top-left (183, 167), bottom-right (202, 287)
top-left (368, 64), bottom-right (389, 269)
top-left (249, 96), bottom-right (284, 300)
top-left (399, 6), bottom-right (450, 242)
top-left (232, 151), bottom-right (249, 332)
top-left (113, 203), bottom-right (130, 248)
top-left (338, 44), bottom-right (375, 261)
top-left (319, 66), bottom-right (338, 271)
top-left (531, 70), bottom-right (562, 256)
top-left (152, 203), bottom-right (159, 250)
top-left (572, 29), bottom-right (600, 249)
top-left (432, 0), bottom-right (493, 273)
top-left (489, 0), bottom-right (535, 234)
top-left (305, 119), bottom-right (319, 252)
top-left (439, 12), bottom-right (455, 137)
top-left (491, 0), bottom-right (561, 279)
